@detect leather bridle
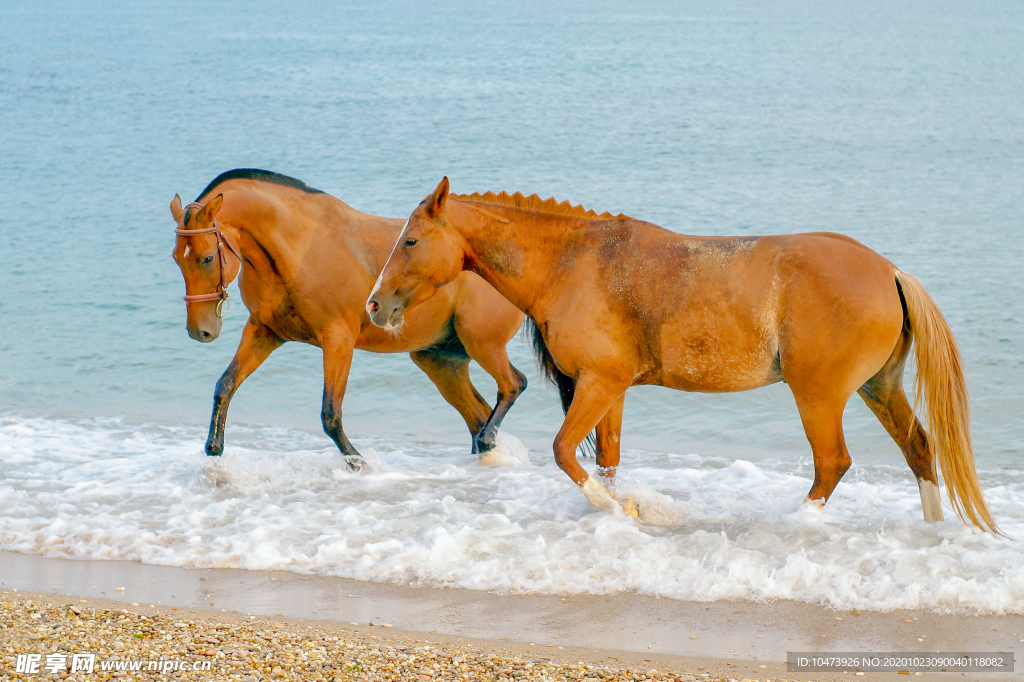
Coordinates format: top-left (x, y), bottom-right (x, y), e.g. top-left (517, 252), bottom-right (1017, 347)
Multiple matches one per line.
top-left (175, 201), bottom-right (242, 317)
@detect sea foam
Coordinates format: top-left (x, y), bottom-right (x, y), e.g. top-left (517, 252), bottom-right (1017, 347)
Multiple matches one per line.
top-left (1, 414), bottom-right (1022, 614)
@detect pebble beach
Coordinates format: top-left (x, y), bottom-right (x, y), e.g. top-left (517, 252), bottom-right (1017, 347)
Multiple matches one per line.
top-left (4, 587), bottom-right (1020, 682)
top-left (0, 590), bottom-right (801, 682)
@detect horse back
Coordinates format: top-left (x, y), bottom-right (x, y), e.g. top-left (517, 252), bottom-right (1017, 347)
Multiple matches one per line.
top-left (576, 223), bottom-right (903, 392)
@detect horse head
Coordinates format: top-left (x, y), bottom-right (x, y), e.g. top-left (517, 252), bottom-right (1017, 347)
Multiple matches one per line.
top-left (170, 193), bottom-right (240, 342)
top-left (366, 177), bottom-right (465, 330)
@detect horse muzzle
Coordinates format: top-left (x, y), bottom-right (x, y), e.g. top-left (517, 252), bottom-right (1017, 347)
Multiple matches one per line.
top-left (187, 319), bottom-right (222, 343)
top-left (367, 298), bottom-right (405, 330)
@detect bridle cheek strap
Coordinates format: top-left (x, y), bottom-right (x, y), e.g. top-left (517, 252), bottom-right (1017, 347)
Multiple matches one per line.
top-left (175, 202), bottom-right (242, 318)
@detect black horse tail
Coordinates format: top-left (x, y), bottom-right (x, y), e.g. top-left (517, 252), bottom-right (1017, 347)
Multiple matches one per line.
top-left (524, 318), bottom-right (596, 457)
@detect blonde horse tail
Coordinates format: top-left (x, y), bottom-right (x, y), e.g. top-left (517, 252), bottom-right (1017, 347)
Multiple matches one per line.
top-left (895, 271), bottom-right (998, 534)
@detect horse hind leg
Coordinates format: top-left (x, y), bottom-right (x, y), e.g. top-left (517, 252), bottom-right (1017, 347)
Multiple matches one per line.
top-left (410, 348), bottom-right (491, 452)
top-left (792, 394), bottom-right (853, 508)
top-left (858, 363), bottom-right (943, 522)
top-left (458, 337), bottom-right (528, 454)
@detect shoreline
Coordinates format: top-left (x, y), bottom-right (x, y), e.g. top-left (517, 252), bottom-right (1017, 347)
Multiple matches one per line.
top-left (2, 551), bottom-right (1021, 680)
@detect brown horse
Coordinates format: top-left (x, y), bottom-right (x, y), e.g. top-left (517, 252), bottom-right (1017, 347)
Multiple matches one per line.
top-left (367, 177), bottom-right (997, 533)
top-left (170, 170), bottom-right (527, 466)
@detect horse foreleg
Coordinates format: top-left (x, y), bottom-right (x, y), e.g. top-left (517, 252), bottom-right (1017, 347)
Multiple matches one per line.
top-left (553, 374), bottom-right (636, 515)
top-left (205, 319), bottom-right (282, 456)
top-left (411, 349), bottom-right (491, 452)
top-left (595, 393), bottom-right (625, 480)
top-left (321, 332), bottom-right (362, 468)
top-left (460, 341), bottom-right (528, 454)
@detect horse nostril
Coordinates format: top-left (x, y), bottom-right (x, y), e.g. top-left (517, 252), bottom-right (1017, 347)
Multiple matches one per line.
top-left (369, 300), bottom-right (380, 312)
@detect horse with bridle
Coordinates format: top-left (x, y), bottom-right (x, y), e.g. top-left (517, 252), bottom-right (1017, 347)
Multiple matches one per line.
top-left (367, 177), bottom-right (997, 533)
top-left (171, 169), bottom-right (527, 466)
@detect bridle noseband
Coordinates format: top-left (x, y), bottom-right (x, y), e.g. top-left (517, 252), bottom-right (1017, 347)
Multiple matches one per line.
top-left (175, 201), bottom-right (242, 318)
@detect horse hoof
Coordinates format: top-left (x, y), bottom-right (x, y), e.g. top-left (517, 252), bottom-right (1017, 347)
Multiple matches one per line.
top-left (344, 456), bottom-right (365, 473)
top-left (619, 498), bottom-right (640, 518)
top-left (473, 430), bottom-right (497, 454)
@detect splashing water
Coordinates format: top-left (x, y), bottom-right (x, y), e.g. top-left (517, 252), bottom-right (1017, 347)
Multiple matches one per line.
top-left (477, 431), bottom-right (531, 468)
top-left (2, 415), bottom-right (1023, 615)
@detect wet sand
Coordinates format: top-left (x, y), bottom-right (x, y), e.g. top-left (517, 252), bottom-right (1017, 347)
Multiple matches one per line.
top-left (1, 551), bottom-right (1020, 680)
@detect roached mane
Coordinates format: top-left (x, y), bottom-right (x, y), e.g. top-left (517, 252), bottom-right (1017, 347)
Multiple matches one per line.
top-left (450, 191), bottom-right (629, 221)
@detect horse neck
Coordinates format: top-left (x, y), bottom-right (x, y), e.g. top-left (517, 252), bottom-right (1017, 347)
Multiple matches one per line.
top-left (448, 199), bottom-right (589, 318)
top-left (216, 190), bottom-right (296, 288)
top-left (357, 215), bottom-right (408, 275)
top-left (220, 188), bottom-right (403, 288)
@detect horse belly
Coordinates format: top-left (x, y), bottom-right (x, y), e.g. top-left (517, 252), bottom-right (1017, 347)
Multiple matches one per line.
top-left (657, 317), bottom-right (781, 393)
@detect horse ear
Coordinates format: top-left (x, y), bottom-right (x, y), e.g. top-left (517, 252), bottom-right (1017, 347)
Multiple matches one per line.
top-left (426, 176), bottom-right (449, 217)
top-left (170, 194), bottom-right (184, 222)
top-left (200, 194), bottom-right (224, 224)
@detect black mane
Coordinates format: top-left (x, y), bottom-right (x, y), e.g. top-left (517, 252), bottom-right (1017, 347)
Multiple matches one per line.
top-left (195, 168), bottom-right (325, 201)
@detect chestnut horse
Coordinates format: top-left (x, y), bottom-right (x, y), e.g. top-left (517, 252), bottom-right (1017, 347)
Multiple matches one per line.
top-left (170, 169), bottom-right (527, 466)
top-left (367, 177), bottom-right (997, 533)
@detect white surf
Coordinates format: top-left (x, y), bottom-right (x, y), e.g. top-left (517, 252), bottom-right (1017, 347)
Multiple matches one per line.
top-left (2, 415), bottom-right (1022, 615)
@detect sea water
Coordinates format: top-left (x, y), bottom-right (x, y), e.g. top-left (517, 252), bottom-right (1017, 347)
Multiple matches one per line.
top-left (1, 0), bottom-right (1023, 614)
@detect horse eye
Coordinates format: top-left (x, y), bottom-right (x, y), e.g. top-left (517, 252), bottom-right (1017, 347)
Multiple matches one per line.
top-left (404, 238), bottom-right (418, 247)
top-left (202, 255), bottom-right (215, 265)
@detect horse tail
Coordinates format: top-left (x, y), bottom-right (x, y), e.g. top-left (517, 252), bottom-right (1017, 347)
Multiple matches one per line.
top-left (523, 318), bottom-right (596, 456)
top-left (896, 271), bottom-right (998, 534)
